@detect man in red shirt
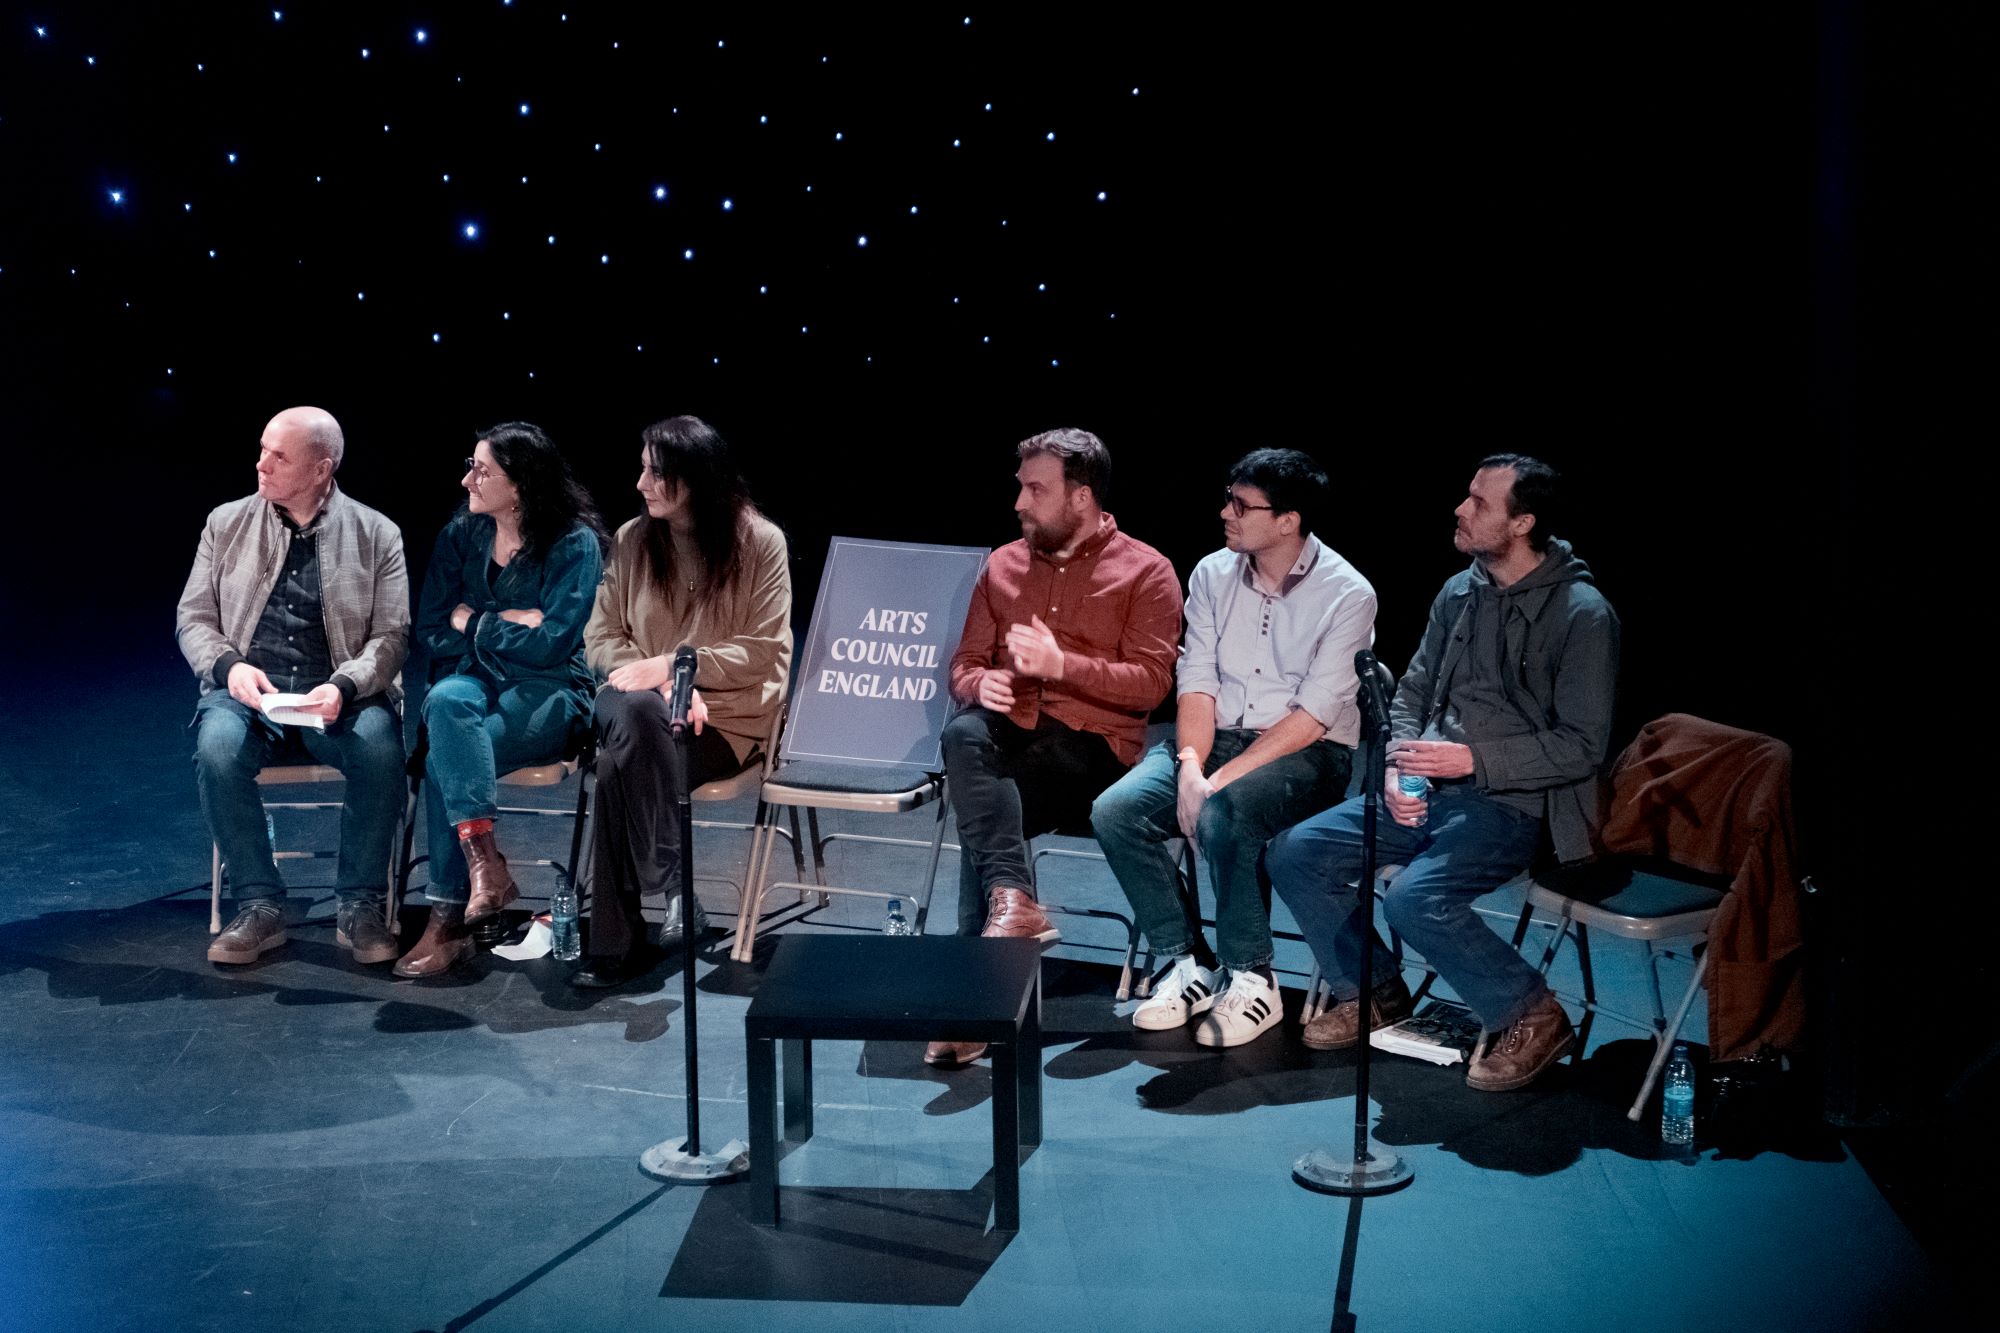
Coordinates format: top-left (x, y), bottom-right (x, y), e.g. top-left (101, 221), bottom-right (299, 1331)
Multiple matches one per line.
top-left (927, 428), bottom-right (1183, 1068)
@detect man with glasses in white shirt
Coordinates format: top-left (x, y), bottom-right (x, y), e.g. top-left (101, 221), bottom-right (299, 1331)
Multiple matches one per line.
top-left (1091, 449), bottom-right (1376, 1046)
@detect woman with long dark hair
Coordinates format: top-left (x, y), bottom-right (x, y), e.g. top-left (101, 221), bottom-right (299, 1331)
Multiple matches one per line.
top-left (396, 422), bottom-right (608, 977)
top-left (572, 414), bottom-right (792, 987)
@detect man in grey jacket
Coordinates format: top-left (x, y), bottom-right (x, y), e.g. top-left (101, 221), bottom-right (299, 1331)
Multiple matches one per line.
top-left (176, 407), bottom-right (409, 966)
top-left (1267, 454), bottom-right (1618, 1092)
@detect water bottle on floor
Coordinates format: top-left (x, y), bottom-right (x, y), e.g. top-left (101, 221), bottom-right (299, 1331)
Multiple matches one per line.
top-left (884, 898), bottom-right (913, 936)
top-left (1662, 1041), bottom-right (1695, 1146)
top-left (550, 872), bottom-right (582, 961)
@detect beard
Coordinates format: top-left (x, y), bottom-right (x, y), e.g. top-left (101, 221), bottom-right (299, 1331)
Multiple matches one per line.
top-left (1021, 508), bottom-right (1084, 555)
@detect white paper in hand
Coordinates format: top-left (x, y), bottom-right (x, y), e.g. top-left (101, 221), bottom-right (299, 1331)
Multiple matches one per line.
top-left (260, 693), bottom-right (328, 730)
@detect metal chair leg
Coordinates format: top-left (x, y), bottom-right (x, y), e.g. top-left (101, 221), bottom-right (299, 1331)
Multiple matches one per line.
top-left (1628, 947), bottom-right (1711, 1122)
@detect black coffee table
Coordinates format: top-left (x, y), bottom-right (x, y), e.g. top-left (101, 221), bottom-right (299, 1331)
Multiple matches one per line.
top-left (744, 933), bottom-right (1043, 1231)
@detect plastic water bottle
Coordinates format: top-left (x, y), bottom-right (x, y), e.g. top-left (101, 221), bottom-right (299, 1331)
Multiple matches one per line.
top-left (884, 898), bottom-right (913, 936)
top-left (550, 872), bottom-right (582, 961)
top-left (1662, 1041), bottom-right (1695, 1146)
top-left (265, 811), bottom-right (278, 849)
top-left (1396, 769), bottom-right (1429, 825)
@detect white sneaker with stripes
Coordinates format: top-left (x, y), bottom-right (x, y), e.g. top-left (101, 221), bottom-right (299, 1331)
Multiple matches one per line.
top-left (1192, 968), bottom-right (1283, 1048)
top-left (1131, 955), bottom-right (1218, 1031)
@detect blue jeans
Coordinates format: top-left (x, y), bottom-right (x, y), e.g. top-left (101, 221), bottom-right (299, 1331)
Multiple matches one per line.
top-left (419, 672), bottom-right (588, 903)
top-left (941, 708), bottom-right (1127, 936)
top-left (191, 690), bottom-right (405, 903)
top-left (1265, 785), bottom-right (1545, 1028)
top-left (1091, 732), bottom-right (1352, 971)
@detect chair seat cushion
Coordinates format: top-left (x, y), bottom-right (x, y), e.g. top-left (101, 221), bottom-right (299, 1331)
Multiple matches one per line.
top-left (766, 761), bottom-right (938, 795)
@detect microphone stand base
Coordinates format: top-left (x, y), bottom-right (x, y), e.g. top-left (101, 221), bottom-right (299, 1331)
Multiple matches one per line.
top-left (640, 1136), bottom-right (751, 1184)
top-left (1292, 1145), bottom-right (1414, 1197)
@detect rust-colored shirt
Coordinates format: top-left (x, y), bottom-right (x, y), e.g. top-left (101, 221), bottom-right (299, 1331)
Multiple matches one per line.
top-left (949, 514), bottom-right (1182, 765)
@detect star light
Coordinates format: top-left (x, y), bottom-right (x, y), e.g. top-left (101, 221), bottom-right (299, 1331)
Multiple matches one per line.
top-left (952, 139), bottom-right (961, 147)
top-left (834, 132), bottom-right (843, 141)
top-left (547, 235), bottom-right (555, 244)
top-left (361, 48), bottom-right (370, 58)
top-left (86, 56), bottom-right (95, 66)
top-left (1046, 131), bottom-right (1056, 141)
top-left (909, 205), bottom-right (918, 215)
top-left (758, 285), bottom-right (767, 294)
top-left (35, 26), bottom-right (47, 37)
top-left (519, 103), bottom-right (530, 115)
top-left (432, 332), bottom-right (441, 342)
top-left (1097, 191), bottom-right (1107, 201)
top-left (857, 235), bottom-right (868, 247)
top-left (600, 254), bottom-right (608, 264)
top-left (654, 185), bottom-right (667, 199)
top-left (759, 115), bottom-right (768, 124)
top-left (982, 335), bottom-right (990, 343)
top-left (183, 203), bottom-right (191, 212)
top-left (273, 10), bottom-right (282, 20)
top-left (1037, 283), bottom-right (1046, 291)
top-left (227, 152), bottom-right (237, 163)
top-left (683, 248), bottom-right (694, 260)
top-left (357, 292), bottom-right (364, 300)
top-left (442, 173), bottom-right (451, 182)
top-left (415, 29), bottom-right (427, 43)
top-left (108, 190), bottom-right (124, 205)
top-left (520, 176), bottom-right (528, 183)
top-left (722, 198), bottom-right (733, 210)
top-left (984, 103), bottom-right (993, 111)
top-left (207, 250), bottom-right (216, 258)
top-left (462, 223), bottom-right (479, 239)
top-left (503, 312), bottom-right (510, 320)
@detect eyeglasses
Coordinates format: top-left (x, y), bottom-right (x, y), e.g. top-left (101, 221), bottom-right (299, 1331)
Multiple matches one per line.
top-left (1223, 488), bottom-right (1275, 518)
top-left (463, 457), bottom-right (494, 486)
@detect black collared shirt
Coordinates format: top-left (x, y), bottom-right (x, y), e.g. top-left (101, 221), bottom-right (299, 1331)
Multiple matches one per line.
top-left (243, 506), bottom-right (335, 694)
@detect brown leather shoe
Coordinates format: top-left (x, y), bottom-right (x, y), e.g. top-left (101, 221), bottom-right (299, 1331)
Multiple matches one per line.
top-left (980, 885), bottom-right (1059, 944)
top-left (1301, 975), bottom-right (1416, 1051)
top-left (393, 902), bottom-right (472, 978)
top-left (924, 1040), bottom-right (989, 1068)
top-left (458, 820), bottom-right (519, 925)
top-left (1465, 991), bottom-right (1574, 1091)
top-left (336, 897), bottom-right (399, 965)
top-left (208, 900), bottom-right (286, 964)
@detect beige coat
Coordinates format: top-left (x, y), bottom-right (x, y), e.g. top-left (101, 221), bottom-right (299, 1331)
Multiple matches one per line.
top-left (584, 512), bottom-right (792, 763)
top-left (174, 485), bottom-right (409, 702)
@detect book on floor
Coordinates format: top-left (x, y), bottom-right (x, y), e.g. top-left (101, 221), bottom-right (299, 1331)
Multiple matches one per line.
top-left (1370, 1000), bottom-right (1483, 1067)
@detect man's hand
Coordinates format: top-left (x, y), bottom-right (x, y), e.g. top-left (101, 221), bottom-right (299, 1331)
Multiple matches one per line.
top-left (1383, 769), bottom-right (1429, 828)
top-left (301, 682), bottom-right (344, 722)
top-left (1388, 739), bottom-right (1475, 780)
top-left (227, 661), bottom-right (277, 710)
top-left (977, 667), bottom-right (1018, 712)
top-left (497, 607), bottom-right (544, 628)
top-left (606, 654), bottom-right (674, 693)
top-left (450, 603), bottom-right (475, 633)
top-left (1005, 615), bottom-right (1066, 681)
top-left (1176, 755), bottom-right (1214, 840)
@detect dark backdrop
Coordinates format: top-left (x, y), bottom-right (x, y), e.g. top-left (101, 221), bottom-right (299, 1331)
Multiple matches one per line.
top-left (4, 6), bottom-right (1952, 1116)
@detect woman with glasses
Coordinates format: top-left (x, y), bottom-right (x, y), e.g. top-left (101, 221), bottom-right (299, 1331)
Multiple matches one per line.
top-left (571, 414), bottom-right (791, 988)
top-left (397, 422), bottom-right (609, 978)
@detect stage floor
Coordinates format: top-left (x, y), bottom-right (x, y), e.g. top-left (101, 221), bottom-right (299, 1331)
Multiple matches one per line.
top-left (0, 668), bottom-right (1959, 1332)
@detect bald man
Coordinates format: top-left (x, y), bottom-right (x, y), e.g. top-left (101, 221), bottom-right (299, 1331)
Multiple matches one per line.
top-left (176, 407), bottom-right (410, 967)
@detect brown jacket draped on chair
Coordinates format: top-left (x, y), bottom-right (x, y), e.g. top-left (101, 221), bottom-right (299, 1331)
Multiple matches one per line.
top-left (1595, 713), bottom-right (1804, 1062)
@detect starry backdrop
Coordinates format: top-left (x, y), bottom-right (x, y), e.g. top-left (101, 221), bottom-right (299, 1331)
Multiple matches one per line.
top-left (2, 5), bottom-right (1826, 825)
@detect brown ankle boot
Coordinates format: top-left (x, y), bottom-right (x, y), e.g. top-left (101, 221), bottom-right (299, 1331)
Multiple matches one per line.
top-left (458, 819), bottom-right (518, 925)
top-left (393, 902), bottom-right (471, 978)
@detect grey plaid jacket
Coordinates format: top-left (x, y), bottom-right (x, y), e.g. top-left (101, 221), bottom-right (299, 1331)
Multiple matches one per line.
top-left (175, 485), bottom-right (410, 702)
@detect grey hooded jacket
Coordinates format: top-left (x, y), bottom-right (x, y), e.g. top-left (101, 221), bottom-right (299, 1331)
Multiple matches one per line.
top-left (1389, 538), bottom-right (1619, 865)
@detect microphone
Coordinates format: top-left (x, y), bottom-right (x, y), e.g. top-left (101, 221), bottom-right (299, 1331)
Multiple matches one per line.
top-left (667, 644), bottom-right (698, 737)
top-left (1354, 648), bottom-right (1391, 726)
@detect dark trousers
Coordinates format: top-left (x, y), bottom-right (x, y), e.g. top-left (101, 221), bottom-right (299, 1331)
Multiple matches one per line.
top-left (939, 707), bottom-right (1127, 935)
top-left (587, 687), bottom-right (742, 960)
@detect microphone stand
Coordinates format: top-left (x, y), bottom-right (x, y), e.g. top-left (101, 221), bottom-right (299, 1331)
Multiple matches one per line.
top-left (1293, 661), bottom-right (1414, 1196)
top-left (639, 704), bottom-right (750, 1183)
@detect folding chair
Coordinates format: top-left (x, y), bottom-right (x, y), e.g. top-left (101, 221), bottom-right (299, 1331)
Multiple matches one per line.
top-left (725, 535), bottom-right (987, 963)
top-left (1505, 864), bottom-right (1725, 1120)
top-left (210, 765), bottom-right (409, 933)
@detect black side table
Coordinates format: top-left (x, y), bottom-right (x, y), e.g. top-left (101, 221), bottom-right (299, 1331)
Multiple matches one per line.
top-left (744, 934), bottom-right (1044, 1231)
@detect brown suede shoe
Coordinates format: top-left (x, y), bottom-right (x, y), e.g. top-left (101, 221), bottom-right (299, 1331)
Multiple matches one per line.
top-left (393, 903), bottom-right (472, 978)
top-left (207, 900), bottom-right (286, 965)
top-left (1301, 975), bottom-right (1416, 1051)
top-left (980, 886), bottom-right (1059, 944)
top-left (336, 898), bottom-right (399, 966)
top-left (923, 1040), bottom-right (989, 1068)
top-left (1465, 991), bottom-right (1574, 1091)
top-left (459, 821), bottom-right (519, 925)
